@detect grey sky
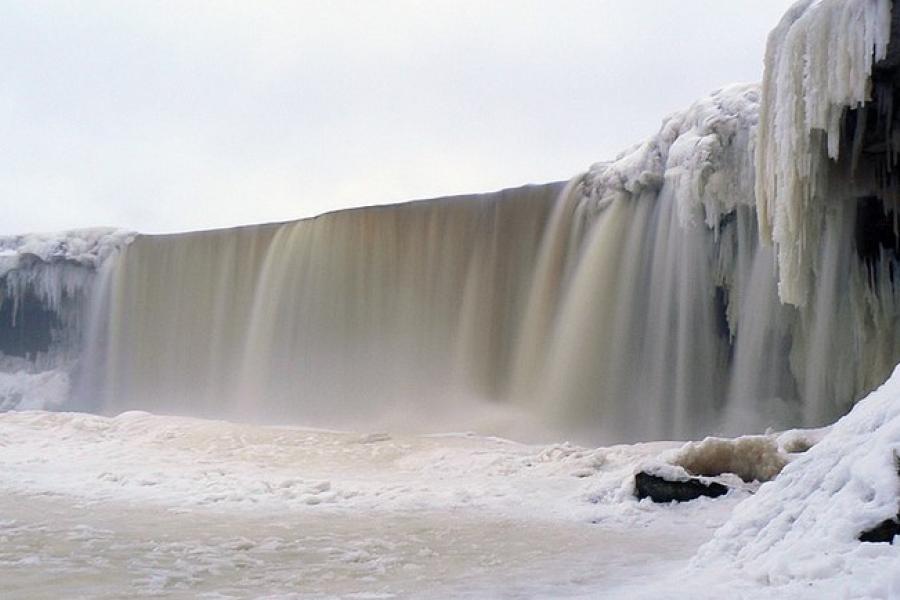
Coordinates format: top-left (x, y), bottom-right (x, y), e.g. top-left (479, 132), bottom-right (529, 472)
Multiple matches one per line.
top-left (2, 0), bottom-right (796, 234)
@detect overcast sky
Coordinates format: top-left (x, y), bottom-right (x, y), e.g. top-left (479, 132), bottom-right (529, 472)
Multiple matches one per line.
top-left (1, 0), bottom-right (796, 234)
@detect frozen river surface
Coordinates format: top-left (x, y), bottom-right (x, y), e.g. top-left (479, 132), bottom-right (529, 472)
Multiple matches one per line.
top-left (0, 411), bottom-right (755, 599)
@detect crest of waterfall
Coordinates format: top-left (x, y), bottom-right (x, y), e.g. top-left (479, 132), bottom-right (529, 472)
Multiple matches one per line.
top-left (4, 0), bottom-right (900, 444)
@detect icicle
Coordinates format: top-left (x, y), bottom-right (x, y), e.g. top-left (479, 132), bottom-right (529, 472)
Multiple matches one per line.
top-left (0, 229), bottom-right (132, 409)
top-left (755, 0), bottom-right (892, 306)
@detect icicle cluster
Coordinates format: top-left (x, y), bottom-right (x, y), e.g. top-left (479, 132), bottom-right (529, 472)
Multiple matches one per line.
top-left (756, 0), bottom-right (892, 306)
top-left (0, 229), bottom-right (133, 411)
top-left (0, 228), bottom-right (133, 317)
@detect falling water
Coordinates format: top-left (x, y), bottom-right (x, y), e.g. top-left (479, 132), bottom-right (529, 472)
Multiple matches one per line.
top-left (82, 186), bottom-right (564, 437)
top-left (4, 0), bottom-right (900, 444)
top-left (68, 168), bottom-right (900, 443)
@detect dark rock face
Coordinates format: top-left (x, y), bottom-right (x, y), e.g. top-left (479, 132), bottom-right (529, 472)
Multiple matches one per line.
top-left (634, 471), bottom-right (729, 503)
top-left (0, 290), bottom-right (58, 359)
top-left (859, 517), bottom-right (900, 543)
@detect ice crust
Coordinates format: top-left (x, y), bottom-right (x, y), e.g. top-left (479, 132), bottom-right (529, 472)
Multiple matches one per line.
top-left (0, 409), bottom-right (748, 598)
top-left (582, 0), bottom-right (893, 310)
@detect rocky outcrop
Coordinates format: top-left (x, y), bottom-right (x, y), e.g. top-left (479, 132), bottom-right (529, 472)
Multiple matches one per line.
top-left (634, 471), bottom-right (728, 503)
top-left (859, 516), bottom-right (900, 543)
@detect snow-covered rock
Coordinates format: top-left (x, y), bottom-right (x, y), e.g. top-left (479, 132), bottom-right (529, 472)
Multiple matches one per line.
top-left (633, 427), bottom-right (828, 502)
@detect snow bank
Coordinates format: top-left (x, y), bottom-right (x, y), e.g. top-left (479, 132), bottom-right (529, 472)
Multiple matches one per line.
top-left (756, 0), bottom-right (892, 306)
top-left (696, 362), bottom-right (900, 596)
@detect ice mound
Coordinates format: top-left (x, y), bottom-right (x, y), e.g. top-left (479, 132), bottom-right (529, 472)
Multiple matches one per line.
top-left (696, 362), bottom-right (900, 594)
top-left (635, 427), bottom-right (828, 505)
top-left (673, 436), bottom-right (787, 484)
top-left (671, 428), bottom-right (828, 483)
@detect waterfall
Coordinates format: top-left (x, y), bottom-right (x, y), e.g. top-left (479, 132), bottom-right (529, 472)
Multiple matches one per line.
top-left (3, 0), bottom-right (900, 444)
top-left (83, 186), bottom-right (562, 437)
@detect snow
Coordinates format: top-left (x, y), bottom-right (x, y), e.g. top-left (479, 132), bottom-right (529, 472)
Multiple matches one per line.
top-left (0, 227), bottom-right (132, 318)
top-left (695, 362), bottom-right (900, 598)
top-left (1, 0), bottom-right (899, 596)
top-left (0, 409), bottom-right (750, 598)
top-left (0, 364), bottom-right (897, 597)
top-left (0, 369), bottom-right (69, 411)
top-left (756, 0), bottom-right (892, 305)
top-left (581, 83), bottom-right (759, 232)
top-left (0, 228), bottom-right (133, 276)
top-left (0, 410), bottom-right (673, 518)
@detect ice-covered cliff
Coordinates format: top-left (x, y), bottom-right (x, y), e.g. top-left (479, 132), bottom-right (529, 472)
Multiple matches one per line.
top-left (0, 229), bottom-right (132, 409)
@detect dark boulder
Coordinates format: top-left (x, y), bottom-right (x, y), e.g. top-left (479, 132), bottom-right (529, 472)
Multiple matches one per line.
top-left (859, 517), bottom-right (900, 543)
top-left (634, 471), bottom-right (728, 503)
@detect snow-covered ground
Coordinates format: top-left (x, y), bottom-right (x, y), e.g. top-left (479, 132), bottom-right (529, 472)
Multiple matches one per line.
top-left (0, 409), bottom-right (753, 599)
top-left (2, 399), bottom-right (893, 599)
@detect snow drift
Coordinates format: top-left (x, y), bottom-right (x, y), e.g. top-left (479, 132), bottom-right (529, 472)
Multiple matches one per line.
top-left (696, 362), bottom-right (900, 597)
